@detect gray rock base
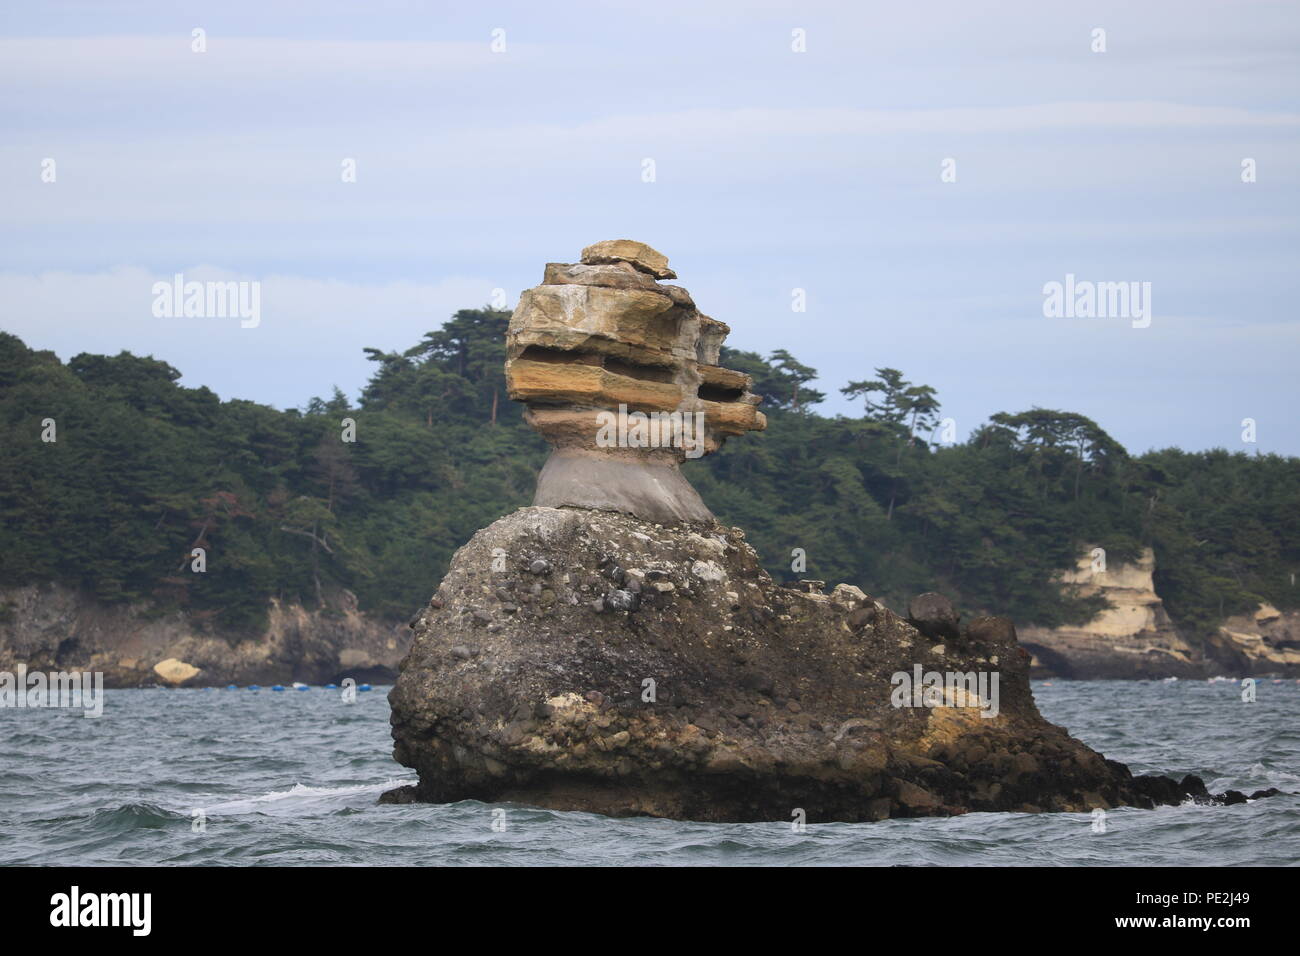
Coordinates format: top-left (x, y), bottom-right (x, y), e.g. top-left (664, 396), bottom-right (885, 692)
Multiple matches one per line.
top-left (532, 450), bottom-right (715, 524)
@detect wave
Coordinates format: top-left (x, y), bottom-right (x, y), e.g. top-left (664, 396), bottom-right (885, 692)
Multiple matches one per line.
top-left (85, 802), bottom-right (188, 832)
top-left (198, 778), bottom-right (414, 816)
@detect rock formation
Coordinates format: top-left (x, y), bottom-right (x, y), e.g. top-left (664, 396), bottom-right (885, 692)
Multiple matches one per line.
top-left (1019, 548), bottom-right (1200, 679)
top-left (153, 657), bottom-right (201, 686)
top-left (504, 239), bottom-right (764, 524)
top-left (1019, 549), bottom-right (1300, 678)
top-left (385, 242), bottom-right (1277, 821)
top-left (0, 582), bottom-right (410, 687)
top-left (1206, 603), bottom-right (1300, 675)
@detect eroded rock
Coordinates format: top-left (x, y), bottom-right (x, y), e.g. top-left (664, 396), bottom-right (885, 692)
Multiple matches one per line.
top-left (580, 239), bottom-right (677, 279)
top-left (505, 240), bottom-right (765, 524)
top-left (385, 508), bottom-right (1253, 821)
top-left (907, 592), bottom-right (961, 642)
top-left (153, 658), bottom-right (201, 685)
top-left (384, 243), bottom-right (1280, 822)
top-left (1018, 548), bottom-right (1201, 678)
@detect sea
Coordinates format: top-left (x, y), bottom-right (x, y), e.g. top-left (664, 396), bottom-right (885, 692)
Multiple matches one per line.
top-left (1, 679), bottom-right (1296, 866)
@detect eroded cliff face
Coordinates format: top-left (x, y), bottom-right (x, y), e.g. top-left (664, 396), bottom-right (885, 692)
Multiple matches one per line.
top-left (0, 582), bottom-right (410, 687)
top-left (1206, 604), bottom-right (1300, 675)
top-left (1019, 549), bottom-right (1198, 679)
top-left (1019, 550), bottom-right (1299, 678)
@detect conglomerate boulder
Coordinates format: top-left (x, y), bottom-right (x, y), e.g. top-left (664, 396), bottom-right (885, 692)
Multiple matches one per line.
top-left (385, 507), bottom-right (1273, 820)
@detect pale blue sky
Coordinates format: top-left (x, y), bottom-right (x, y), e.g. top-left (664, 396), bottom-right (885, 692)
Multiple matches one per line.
top-left (2, 1), bottom-right (1297, 454)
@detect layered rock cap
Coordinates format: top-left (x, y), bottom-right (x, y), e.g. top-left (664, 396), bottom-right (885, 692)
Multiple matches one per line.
top-left (505, 240), bottom-right (765, 524)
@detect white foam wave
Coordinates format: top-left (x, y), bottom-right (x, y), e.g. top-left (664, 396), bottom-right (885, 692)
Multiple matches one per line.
top-left (198, 778), bottom-right (413, 816)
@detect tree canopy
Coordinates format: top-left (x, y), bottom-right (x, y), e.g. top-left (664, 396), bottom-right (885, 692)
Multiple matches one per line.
top-left (1, 313), bottom-right (1294, 644)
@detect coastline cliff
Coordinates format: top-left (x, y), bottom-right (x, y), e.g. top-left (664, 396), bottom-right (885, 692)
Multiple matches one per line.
top-left (5, 549), bottom-right (1289, 686)
top-left (0, 582), bottom-right (409, 687)
top-left (1020, 548), bottom-right (1300, 679)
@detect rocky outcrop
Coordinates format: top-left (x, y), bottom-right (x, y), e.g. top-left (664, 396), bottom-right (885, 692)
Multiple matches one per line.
top-left (907, 592), bottom-right (961, 642)
top-left (1205, 604), bottom-right (1300, 676)
top-left (506, 240), bottom-right (765, 524)
top-left (1019, 548), bottom-right (1201, 679)
top-left (1019, 550), bottom-right (1299, 678)
top-left (153, 658), bottom-right (202, 685)
top-left (0, 582), bottom-right (410, 687)
top-left (385, 507), bottom-right (1271, 820)
top-left (385, 241), bottom-right (1272, 821)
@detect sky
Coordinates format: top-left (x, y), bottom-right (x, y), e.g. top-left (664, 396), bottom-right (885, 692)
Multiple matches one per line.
top-left (1, 0), bottom-right (1297, 455)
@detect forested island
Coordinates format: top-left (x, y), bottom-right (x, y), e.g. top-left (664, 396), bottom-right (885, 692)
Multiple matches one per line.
top-left (1, 310), bottom-right (1296, 670)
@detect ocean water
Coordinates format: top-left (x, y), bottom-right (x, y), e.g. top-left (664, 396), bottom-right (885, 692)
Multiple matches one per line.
top-left (1, 680), bottom-right (1296, 866)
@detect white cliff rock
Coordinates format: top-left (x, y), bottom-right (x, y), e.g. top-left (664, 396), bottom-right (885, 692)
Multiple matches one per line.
top-left (1019, 548), bottom-right (1198, 678)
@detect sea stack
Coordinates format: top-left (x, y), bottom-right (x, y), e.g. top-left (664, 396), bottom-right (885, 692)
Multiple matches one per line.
top-left (384, 242), bottom-right (1270, 821)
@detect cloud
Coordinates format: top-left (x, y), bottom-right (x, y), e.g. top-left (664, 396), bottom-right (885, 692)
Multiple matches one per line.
top-left (0, 267), bottom-right (499, 409)
top-left (0, 35), bottom-right (511, 86)
top-left (0, 2), bottom-right (1297, 454)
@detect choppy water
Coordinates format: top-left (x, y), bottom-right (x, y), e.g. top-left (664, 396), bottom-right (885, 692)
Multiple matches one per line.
top-left (1, 680), bottom-right (1296, 866)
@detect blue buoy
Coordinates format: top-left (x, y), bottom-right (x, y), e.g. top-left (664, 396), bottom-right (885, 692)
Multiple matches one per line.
top-left (271, 684), bottom-right (286, 692)
top-left (324, 683), bottom-right (338, 689)
top-left (248, 684), bottom-right (261, 691)
top-left (294, 684), bottom-right (309, 691)
top-left (226, 684), bottom-right (238, 690)
top-left (358, 683), bottom-right (372, 692)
